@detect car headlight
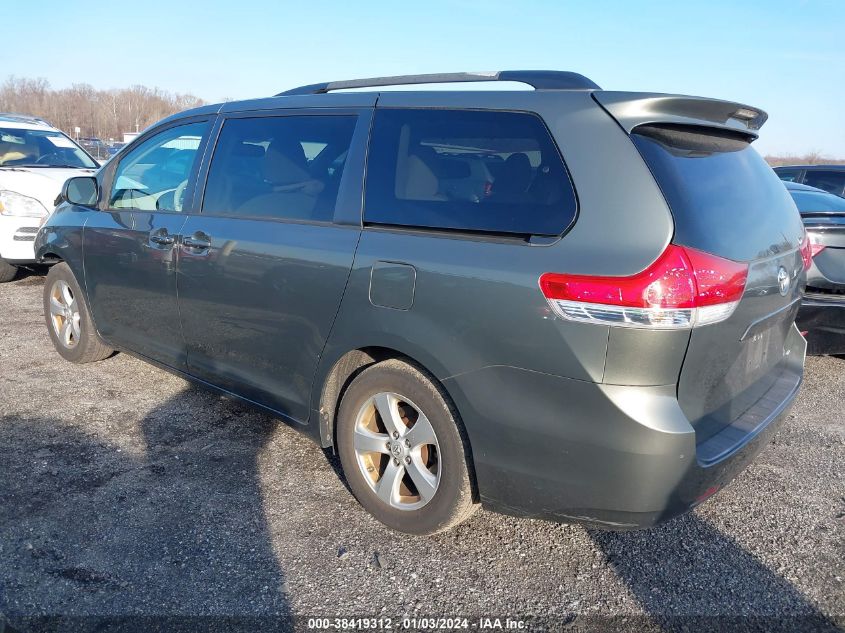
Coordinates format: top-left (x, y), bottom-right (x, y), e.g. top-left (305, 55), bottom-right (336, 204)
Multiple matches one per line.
top-left (0, 190), bottom-right (49, 218)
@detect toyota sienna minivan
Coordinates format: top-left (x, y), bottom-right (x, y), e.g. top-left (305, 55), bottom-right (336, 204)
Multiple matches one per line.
top-left (36, 71), bottom-right (809, 534)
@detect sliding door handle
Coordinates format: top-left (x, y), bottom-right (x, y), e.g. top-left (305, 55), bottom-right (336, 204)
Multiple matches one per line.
top-left (182, 233), bottom-right (212, 250)
top-left (149, 230), bottom-right (175, 246)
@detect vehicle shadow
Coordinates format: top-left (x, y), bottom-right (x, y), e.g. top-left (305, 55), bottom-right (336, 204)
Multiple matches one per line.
top-left (0, 390), bottom-right (294, 633)
top-left (589, 514), bottom-right (841, 633)
top-left (7, 264), bottom-right (49, 286)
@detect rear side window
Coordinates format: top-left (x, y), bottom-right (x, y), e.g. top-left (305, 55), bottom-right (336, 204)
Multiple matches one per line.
top-left (803, 170), bottom-right (845, 196)
top-left (774, 168), bottom-right (801, 182)
top-left (632, 124), bottom-right (805, 262)
top-left (202, 115), bottom-right (356, 222)
top-left (365, 109), bottom-right (576, 236)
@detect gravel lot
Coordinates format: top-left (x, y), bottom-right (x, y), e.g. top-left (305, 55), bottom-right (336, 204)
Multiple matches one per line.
top-left (1, 268), bottom-right (843, 632)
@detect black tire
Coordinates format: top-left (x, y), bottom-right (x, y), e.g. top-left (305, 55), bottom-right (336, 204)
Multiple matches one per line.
top-left (43, 262), bottom-right (113, 364)
top-left (336, 358), bottom-right (477, 535)
top-left (0, 258), bottom-right (17, 283)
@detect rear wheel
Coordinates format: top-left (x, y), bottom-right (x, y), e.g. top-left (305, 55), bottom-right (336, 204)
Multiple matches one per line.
top-left (0, 258), bottom-right (17, 283)
top-left (43, 263), bottom-right (113, 363)
top-left (336, 359), bottom-right (477, 534)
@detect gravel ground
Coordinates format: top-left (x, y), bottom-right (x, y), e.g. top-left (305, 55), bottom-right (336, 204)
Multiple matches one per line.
top-left (0, 268), bottom-right (843, 632)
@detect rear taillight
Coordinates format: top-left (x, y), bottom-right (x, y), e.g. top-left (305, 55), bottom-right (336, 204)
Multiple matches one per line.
top-left (539, 244), bottom-right (748, 330)
top-left (800, 234), bottom-right (814, 269)
top-left (802, 233), bottom-right (825, 263)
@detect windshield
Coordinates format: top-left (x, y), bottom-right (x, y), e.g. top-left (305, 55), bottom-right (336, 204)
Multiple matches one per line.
top-left (0, 126), bottom-right (97, 169)
top-left (790, 189), bottom-right (845, 213)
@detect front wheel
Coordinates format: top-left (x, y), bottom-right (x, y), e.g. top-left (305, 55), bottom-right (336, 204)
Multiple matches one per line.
top-left (0, 258), bottom-right (17, 283)
top-left (336, 359), bottom-right (477, 535)
top-left (43, 263), bottom-right (113, 363)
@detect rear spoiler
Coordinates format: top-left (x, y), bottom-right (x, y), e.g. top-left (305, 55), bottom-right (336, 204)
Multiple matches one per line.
top-left (593, 91), bottom-right (767, 140)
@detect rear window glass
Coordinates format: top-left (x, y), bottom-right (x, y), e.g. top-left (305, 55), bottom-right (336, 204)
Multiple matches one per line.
top-left (632, 125), bottom-right (805, 261)
top-left (365, 109), bottom-right (576, 236)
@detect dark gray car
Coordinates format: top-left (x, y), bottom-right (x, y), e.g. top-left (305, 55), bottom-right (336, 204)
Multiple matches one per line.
top-left (774, 164), bottom-right (845, 197)
top-left (785, 181), bottom-right (845, 354)
top-left (36, 71), bottom-right (808, 534)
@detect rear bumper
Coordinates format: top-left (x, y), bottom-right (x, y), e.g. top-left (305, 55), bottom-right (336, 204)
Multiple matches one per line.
top-left (797, 295), bottom-right (845, 355)
top-left (444, 328), bottom-right (805, 530)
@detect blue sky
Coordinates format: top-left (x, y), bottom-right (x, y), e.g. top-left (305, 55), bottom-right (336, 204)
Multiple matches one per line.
top-left (3, 0), bottom-right (843, 155)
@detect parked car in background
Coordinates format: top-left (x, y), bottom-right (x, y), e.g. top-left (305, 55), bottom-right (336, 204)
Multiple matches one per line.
top-left (37, 71), bottom-right (808, 535)
top-left (78, 136), bottom-right (111, 161)
top-left (774, 164), bottom-right (845, 197)
top-left (784, 181), bottom-right (845, 354)
top-left (0, 113), bottom-right (98, 281)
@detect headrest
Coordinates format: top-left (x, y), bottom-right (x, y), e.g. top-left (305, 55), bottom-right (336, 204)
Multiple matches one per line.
top-left (402, 154), bottom-right (440, 199)
top-left (262, 139), bottom-right (309, 185)
top-left (233, 142), bottom-right (265, 158)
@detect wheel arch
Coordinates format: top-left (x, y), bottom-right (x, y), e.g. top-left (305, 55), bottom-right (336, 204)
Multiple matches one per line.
top-left (38, 250), bottom-right (64, 264)
top-left (315, 345), bottom-right (479, 501)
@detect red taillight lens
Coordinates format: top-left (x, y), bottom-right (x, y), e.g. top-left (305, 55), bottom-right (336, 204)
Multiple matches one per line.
top-left (539, 244), bottom-right (748, 329)
top-left (802, 233), bottom-right (825, 263)
top-left (540, 245), bottom-right (696, 308)
top-left (684, 247), bottom-right (749, 306)
top-left (800, 234), bottom-right (814, 270)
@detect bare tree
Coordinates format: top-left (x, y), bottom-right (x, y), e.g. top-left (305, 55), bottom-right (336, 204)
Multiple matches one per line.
top-left (0, 76), bottom-right (205, 142)
top-left (765, 152), bottom-right (845, 167)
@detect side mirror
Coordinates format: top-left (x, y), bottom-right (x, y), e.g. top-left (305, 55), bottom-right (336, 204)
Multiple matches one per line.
top-left (60, 176), bottom-right (99, 208)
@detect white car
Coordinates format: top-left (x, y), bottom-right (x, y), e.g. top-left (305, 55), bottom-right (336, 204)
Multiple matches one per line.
top-left (0, 114), bottom-right (98, 281)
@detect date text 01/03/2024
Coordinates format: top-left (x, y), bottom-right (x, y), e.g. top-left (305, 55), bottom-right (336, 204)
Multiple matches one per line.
top-left (306, 617), bottom-right (527, 630)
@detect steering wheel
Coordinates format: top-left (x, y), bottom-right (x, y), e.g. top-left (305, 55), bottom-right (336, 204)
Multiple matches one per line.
top-left (173, 179), bottom-right (189, 212)
top-left (34, 152), bottom-right (61, 165)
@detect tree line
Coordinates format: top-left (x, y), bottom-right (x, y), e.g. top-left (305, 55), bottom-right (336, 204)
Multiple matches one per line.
top-left (765, 152), bottom-right (845, 166)
top-left (0, 76), bottom-right (205, 143)
top-left (1, 76), bottom-right (842, 164)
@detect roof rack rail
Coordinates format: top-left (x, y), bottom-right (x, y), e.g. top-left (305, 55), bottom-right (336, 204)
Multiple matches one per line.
top-left (277, 70), bottom-right (600, 96)
top-left (0, 112), bottom-right (51, 126)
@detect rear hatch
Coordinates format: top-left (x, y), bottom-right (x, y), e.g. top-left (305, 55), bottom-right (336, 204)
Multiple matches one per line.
top-left (596, 92), bottom-right (807, 460)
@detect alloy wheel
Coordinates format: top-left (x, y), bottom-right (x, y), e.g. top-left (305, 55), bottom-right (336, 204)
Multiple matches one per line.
top-left (352, 392), bottom-right (441, 511)
top-left (49, 280), bottom-right (81, 349)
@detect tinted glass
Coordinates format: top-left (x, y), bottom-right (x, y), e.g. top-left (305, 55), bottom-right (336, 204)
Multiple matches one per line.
top-left (0, 126), bottom-right (97, 168)
top-left (774, 168), bottom-right (801, 182)
top-left (109, 121), bottom-right (209, 212)
top-left (365, 109), bottom-right (576, 236)
top-left (803, 170), bottom-right (845, 196)
top-left (202, 115), bottom-right (356, 222)
top-left (790, 190), bottom-right (845, 213)
top-left (632, 124), bottom-right (805, 261)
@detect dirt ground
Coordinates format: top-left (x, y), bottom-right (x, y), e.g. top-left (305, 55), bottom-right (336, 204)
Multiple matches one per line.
top-left (1, 268), bottom-right (843, 632)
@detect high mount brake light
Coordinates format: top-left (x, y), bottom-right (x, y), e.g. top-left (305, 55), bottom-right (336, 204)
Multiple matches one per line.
top-left (539, 245), bottom-right (748, 330)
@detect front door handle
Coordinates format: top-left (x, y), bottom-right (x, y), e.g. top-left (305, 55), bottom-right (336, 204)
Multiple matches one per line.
top-left (182, 233), bottom-right (212, 250)
top-left (149, 230), bottom-right (175, 246)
